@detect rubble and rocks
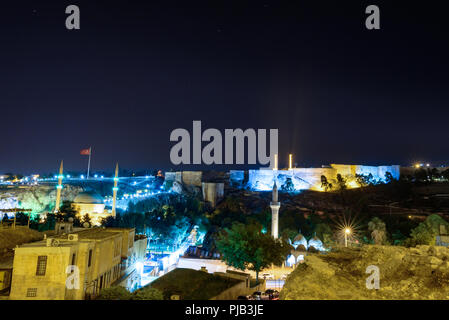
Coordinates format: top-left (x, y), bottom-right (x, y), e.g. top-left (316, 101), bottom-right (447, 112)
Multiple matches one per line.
top-left (280, 245), bottom-right (449, 300)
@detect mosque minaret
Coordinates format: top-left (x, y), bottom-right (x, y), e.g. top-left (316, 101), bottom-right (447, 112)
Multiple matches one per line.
top-left (270, 181), bottom-right (280, 239)
top-left (112, 163), bottom-right (119, 218)
top-left (54, 160), bottom-right (64, 213)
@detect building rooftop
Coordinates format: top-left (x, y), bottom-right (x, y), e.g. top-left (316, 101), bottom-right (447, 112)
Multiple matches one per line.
top-left (53, 228), bottom-right (122, 240)
top-left (18, 228), bottom-right (123, 248)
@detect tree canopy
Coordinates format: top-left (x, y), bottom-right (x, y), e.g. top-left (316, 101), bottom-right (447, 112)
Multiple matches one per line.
top-left (215, 222), bottom-right (291, 282)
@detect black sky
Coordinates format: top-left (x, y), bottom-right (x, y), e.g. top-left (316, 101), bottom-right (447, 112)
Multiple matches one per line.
top-left (0, 0), bottom-right (448, 174)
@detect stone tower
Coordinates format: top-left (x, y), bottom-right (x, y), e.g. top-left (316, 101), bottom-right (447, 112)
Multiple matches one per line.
top-left (112, 163), bottom-right (119, 218)
top-left (270, 181), bottom-right (280, 239)
top-left (54, 160), bottom-right (64, 213)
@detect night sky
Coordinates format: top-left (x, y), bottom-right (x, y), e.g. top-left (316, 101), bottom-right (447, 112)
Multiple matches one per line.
top-left (1, 1), bottom-right (448, 174)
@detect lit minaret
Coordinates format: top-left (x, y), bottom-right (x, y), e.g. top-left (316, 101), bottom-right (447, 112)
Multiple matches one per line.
top-left (54, 160), bottom-right (64, 213)
top-left (111, 163), bottom-right (119, 218)
top-left (270, 181), bottom-right (280, 239)
top-left (288, 154), bottom-right (293, 170)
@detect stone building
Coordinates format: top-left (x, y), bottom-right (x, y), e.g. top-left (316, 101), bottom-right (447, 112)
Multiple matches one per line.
top-left (8, 227), bottom-right (147, 300)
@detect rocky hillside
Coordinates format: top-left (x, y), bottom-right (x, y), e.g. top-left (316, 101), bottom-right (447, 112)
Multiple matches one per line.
top-left (0, 185), bottom-right (83, 213)
top-left (281, 245), bottom-right (449, 300)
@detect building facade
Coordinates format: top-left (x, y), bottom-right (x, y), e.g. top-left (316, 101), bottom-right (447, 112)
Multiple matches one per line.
top-left (8, 227), bottom-right (146, 300)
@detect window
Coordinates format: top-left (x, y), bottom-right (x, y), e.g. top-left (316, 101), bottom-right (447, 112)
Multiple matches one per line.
top-left (36, 256), bottom-right (47, 276)
top-left (88, 249), bottom-right (92, 267)
top-left (71, 253), bottom-right (76, 265)
top-left (26, 288), bottom-right (37, 297)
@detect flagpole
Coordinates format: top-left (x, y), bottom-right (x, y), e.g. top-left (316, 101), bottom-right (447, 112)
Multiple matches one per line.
top-left (87, 147), bottom-right (91, 179)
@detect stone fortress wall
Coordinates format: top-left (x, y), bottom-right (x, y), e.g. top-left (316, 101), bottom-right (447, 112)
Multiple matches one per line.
top-left (244, 164), bottom-right (400, 191)
top-left (166, 164), bottom-right (400, 194)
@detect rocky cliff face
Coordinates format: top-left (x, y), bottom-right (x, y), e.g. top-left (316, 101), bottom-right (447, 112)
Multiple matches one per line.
top-left (281, 245), bottom-right (449, 300)
top-left (0, 185), bottom-right (83, 214)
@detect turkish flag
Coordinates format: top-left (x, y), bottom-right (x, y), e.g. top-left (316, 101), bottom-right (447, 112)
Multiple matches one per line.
top-left (80, 148), bottom-right (91, 155)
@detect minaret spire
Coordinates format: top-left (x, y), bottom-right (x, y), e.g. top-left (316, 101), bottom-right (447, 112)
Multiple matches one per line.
top-left (112, 163), bottom-right (119, 218)
top-left (270, 180), bottom-right (280, 239)
top-left (54, 160), bottom-right (64, 213)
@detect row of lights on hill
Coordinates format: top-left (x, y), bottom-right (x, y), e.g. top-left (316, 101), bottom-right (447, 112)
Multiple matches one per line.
top-left (414, 163), bottom-right (431, 169)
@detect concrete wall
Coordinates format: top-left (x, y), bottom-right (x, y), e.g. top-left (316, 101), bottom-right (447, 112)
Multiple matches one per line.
top-left (177, 258), bottom-right (228, 273)
top-left (9, 245), bottom-right (75, 300)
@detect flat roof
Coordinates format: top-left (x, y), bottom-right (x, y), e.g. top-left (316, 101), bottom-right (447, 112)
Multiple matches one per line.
top-left (53, 228), bottom-right (122, 240)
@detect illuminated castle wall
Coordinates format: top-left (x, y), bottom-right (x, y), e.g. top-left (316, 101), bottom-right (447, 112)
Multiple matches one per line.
top-left (245, 164), bottom-right (400, 191)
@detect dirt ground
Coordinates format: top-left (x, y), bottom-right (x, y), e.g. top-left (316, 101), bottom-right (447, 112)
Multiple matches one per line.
top-left (280, 245), bottom-right (449, 300)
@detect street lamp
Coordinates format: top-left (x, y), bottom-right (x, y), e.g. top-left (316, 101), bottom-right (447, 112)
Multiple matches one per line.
top-left (344, 228), bottom-right (351, 247)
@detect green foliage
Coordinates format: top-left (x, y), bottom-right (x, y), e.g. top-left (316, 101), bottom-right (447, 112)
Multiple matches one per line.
top-left (336, 174), bottom-right (347, 190)
top-left (82, 213), bottom-right (91, 225)
top-left (281, 178), bottom-right (295, 193)
top-left (355, 173), bottom-right (374, 187)
top-left (407, 214), bottom-right (449, 246)
top-left (281, 228), bottom-right (297, 242)
top-left (320, 175), bottom-right (332, 191)
top-left (38, 213), bottom-right (56, 231)
top-left (163, 180), bottom-right (174, 191)
top-left (368, 217), bottom-right (387, 245)
top-left (215, 222), bottom-right (292, 281)
top-left (414, 168), bottom-right (429, 183)
top-left (384, 172), bottom-right (395, 184)
top-left (102, 194), bottom-right (205, 248)
top-left (442, 169), bottom-right (449, 181)
top-left (97, 286), bottom-right (133, 300)
top-left (132, 287), bottom-right (164, 300)
top-left (314, 223), bottom-right (334, 247)
top-left (59, 201), bottom-right (76, 215)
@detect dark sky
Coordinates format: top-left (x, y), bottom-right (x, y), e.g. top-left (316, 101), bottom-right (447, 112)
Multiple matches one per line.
top-left (1, 0), bottom-right (448, 174)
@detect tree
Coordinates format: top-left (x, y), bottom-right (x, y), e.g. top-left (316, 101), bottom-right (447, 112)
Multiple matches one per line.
top-left (368, 217), bottom-right (387, 245)
top-left (384, 172), bottom-right (395, 184)
top-left (281, 178), bottom-right (294, 193)
top-left (314, 223), bottom-right (334, 248)
top-left (96, 286), bottom-right (132, 300)
top-left (280, 228), bottom-right (297, 242)
top-left (414, 168), bottom-right (429, 183)
top-left (215, 222), bottom-right (291, 282)
top-left (407, 214), bottom-right (449, 246)
top-left (133, 287), bottom-right (163, 300)
top-left (336, 174), bottom-right (347, 190)
top-left (320, 175), bottom-right (332, 191)
top-left (82, 213), bottom-right (91, 226)
top-left (355, 173), bottom-right (374, 187)
top-left (442, 169), bottom-right (449, 181)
